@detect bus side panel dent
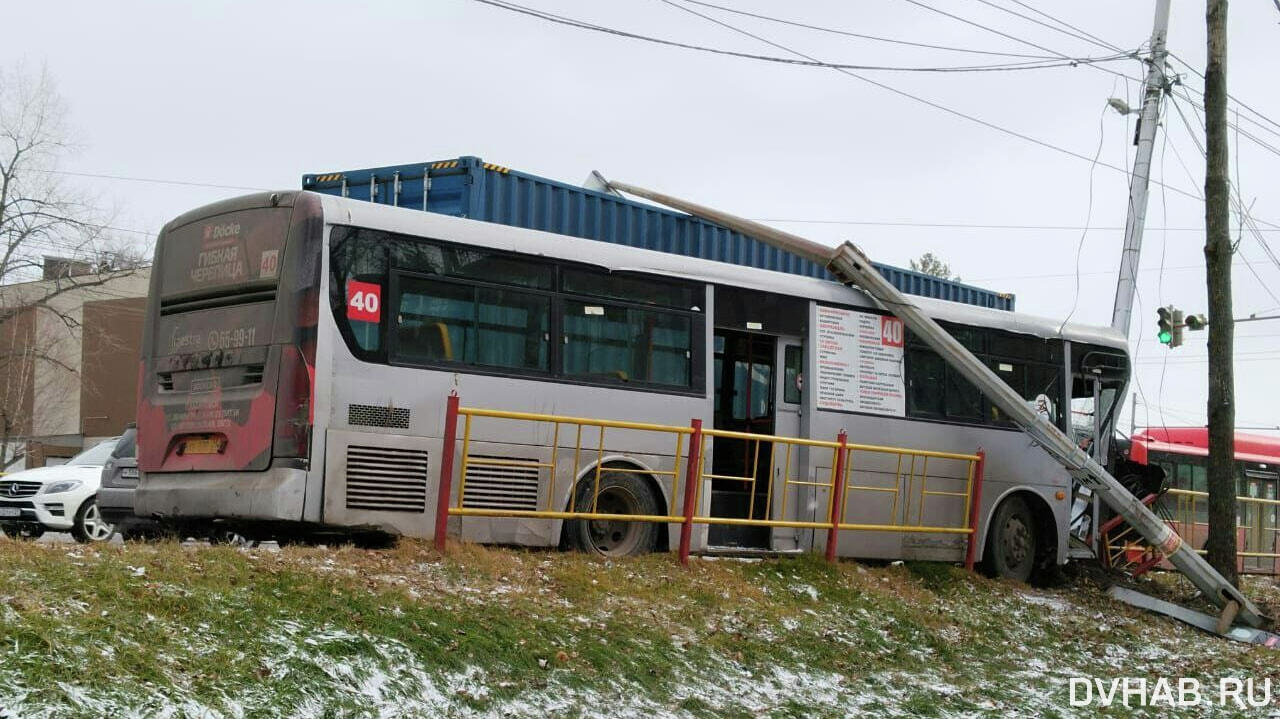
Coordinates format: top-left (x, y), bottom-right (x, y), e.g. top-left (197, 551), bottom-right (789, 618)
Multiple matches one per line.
top-left (135, 464), bottom-right (307, 521)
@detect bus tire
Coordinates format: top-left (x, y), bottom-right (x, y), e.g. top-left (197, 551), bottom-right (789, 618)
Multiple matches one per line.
top-left (564, 470), bottom-right (660, 558)
top-left (984, 496), bottom-right (1037, 583)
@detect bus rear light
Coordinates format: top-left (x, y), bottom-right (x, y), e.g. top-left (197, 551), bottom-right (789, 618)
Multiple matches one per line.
top-left (274, 344), bottom-right (313, 459)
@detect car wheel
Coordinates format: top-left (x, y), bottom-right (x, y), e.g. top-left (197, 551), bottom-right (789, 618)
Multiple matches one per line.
top-left (983, 496), bottom-right (1037, 583)
top-left (71, 497), bottom-right (116, 544)
top-left (1, 522), bottom-right (45, 540)
top-left (564, 471), bottom-right (661, 558)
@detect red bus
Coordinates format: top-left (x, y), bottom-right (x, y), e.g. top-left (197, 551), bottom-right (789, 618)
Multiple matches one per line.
top-left (1128, 427), bottom-right (1280, 574)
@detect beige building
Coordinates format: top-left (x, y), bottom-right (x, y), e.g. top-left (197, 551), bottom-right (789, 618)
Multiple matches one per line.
top-left (0, 259), bottom-right (149, 469)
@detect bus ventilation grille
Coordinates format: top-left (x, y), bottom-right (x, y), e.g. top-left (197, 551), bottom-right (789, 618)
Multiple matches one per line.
top-left (347, 404), bottom-right (411, 430)
top-left (344, 444), bottom-right (429, 513)
top-left (462, 455), bottom-right (540, 511)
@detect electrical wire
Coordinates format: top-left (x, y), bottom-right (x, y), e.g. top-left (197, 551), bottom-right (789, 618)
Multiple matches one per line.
top-left (1167, 52), bottom-right (1280, 138)
top-left (1002, 0), bottom-right (1127, 54)
top-left (1056, 100), bottom-right (1110, 332)
top-left (756, 218), bottom-right (1279, 232)
top-left (471, 0), bottom-right (1132, 73)
top-left (1168, 85), bottom-right (1280, 163)
top-left (969, 260), bottom-right (1265, 283)
top-left (25, 168), bottom-right (269, 193)
top-left (896, 0), bottom-right (1144, 87)
top-left (676, 0), bottom-right (1061, 59)
top-left (614, 0), bottom-right (1206, 203)
top-left (1165, 93), bottom-right (1280, 306)
top-left (968, 0), bottom-right (1126, 56)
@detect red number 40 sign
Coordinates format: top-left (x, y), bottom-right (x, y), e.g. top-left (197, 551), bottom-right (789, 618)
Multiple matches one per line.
top-left (880, 316), bottom-right (904, 347)
top-left (347, 281), bottom-right (382, 322)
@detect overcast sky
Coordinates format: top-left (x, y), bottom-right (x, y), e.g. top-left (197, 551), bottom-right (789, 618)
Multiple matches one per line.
top-left (5, 0), bottom-right (1279, 434)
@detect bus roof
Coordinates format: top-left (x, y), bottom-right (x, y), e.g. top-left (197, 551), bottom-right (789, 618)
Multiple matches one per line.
top-left (320, 191), bottom-right (1129, 351)
top-left (1132, 427), bottom-right (1280, 465)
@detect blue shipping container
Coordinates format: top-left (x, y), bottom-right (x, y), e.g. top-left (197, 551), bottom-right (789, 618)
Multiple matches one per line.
top-left (301, 156), bottom-right (1015, 311)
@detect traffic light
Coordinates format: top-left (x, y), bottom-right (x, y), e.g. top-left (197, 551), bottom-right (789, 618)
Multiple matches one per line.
top-left (1157, 306), bottom-right (1173, 345)
top-left (1185, 313), bottom-right (1207, 331)
top-left (1171, 308), bottom-right (1184, 348)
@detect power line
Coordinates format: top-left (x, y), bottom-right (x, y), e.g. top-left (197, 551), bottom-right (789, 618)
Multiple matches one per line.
top-left (896, 0), bottom-right (1144, 87)
top-left (1002, 0), bottom-right (1127, 54)
top-left (1057, 100), bottom-right (1110, 331)
top-left (1164, 93), bottom-right (1280, 306)
top-left (26, 168), bottom-right (269, 193)
top-left (675, 0), bottom-right (1061, 59)
top-left (1166, 52), bottom-right (1280, 139)
top-left (756, 218), bottom-right (1280, 232)
top-left (968, 0), bottom-right (1127, 56)
top-left (471, 0), bottom-right (1132, 73)
top-left (970, 260), bottom-right (1278, 283)
top-left (630, 0), bottom-right (1204, 203)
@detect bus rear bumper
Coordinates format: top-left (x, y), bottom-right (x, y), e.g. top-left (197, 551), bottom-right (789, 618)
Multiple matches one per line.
top-left (135, 465), bottom-right (307, 522)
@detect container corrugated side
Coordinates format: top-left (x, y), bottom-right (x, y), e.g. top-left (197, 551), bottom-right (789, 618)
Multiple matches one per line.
top-left (303, 157), bottom-right (1015, 311)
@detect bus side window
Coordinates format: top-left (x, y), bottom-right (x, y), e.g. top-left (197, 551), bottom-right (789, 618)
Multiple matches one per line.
top-left (906, 348), bottom-right (945, 417)
top-left (944, 366), bottom-right (984, 421)
top-left (986, 360), bottom-right (1025, 426)
top-left (1191, 465), bottom-right (1207, 494)
top-left (562, 302), bottom-right (691, 387)
top-left (397, 279), bottom-right (474, 364)
top-left (331, 227), bottom-right (389, 355)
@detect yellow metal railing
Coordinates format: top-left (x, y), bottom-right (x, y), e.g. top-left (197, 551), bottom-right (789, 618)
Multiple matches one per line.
top-left (1166, 488), bottom-right (1280, 566)
top-left (1102, 488), bottom-right (1280, 575)
top-left (433, 397), bottom-right (986, 566)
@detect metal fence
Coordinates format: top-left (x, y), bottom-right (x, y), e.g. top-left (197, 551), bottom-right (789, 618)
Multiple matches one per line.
top-left (432, 394), bottom-right (986, 567)
top-left (1103, 488), bottom-right (1280, 575)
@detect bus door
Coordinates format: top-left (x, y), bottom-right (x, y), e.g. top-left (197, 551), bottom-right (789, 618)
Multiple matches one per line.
top-left (1242, 468), bottom-right (1279, 573)
top-left (708, 330), bottom-right (797, 548)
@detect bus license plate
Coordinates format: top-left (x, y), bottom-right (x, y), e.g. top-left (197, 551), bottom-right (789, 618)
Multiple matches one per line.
top-left (0, 507), bottom-right (21, 518)
top-left (184, 438), bottom-right (222, 455)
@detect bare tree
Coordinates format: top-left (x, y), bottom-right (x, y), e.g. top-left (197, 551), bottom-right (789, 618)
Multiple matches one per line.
top-left (908, 252), bottom-right (961, 282)
top-left (0, 62), bottom-right (146, 468)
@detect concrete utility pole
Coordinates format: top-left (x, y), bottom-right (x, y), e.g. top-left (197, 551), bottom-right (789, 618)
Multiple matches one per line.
top-left (1111, 0), bottom-right (1172, 337)
top-left (1203, 0), bottom-right (1239, 587)
top-left (604, 178), bottom-right (1266, 629)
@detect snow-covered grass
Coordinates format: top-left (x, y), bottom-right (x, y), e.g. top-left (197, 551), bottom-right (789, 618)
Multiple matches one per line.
top-left (0, 538), bottom-right (1276, 718)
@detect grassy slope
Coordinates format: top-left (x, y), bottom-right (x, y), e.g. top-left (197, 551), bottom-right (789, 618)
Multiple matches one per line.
top-left (0, 539), bottom-right (1276, 719)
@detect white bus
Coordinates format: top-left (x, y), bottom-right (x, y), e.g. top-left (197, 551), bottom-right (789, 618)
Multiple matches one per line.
top-left (136, 191), bottom-right (1129, 580)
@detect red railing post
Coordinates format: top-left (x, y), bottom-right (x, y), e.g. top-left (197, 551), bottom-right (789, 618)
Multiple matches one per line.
top-left (825, 430), bottom-right (848, 563)
top-left (964, 449), bottom-right (986, 572)
top-left (679, 419), bottom-right (704, 567)
top-left (434, 393), bottom-right (461, 553)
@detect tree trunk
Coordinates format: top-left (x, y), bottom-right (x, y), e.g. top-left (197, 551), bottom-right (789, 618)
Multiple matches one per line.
top-left (1203, 0), bottom-right (1238, 586)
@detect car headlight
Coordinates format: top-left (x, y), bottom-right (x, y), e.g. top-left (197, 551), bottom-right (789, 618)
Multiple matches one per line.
top-left (42, 480), bottom-right (83, 495)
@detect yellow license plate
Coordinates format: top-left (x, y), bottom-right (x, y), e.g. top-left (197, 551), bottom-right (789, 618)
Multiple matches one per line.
top-left (184, 438), bottom-right (222, 454)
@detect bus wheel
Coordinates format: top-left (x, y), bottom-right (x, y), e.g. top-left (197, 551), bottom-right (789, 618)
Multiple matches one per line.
top-left (565, 471), bottom-right (660, 558)
top-left (984, 496), bottom-right (1037, 583)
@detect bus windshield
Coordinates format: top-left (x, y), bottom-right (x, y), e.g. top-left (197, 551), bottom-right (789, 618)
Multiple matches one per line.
top-left (158, 207), bottom-right (291, 299)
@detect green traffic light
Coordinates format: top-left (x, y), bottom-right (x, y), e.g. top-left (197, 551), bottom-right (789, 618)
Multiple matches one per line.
top-left (1158, 330), bottom-right (1172, 344)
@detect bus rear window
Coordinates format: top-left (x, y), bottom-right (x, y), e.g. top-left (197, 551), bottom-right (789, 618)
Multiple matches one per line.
top-left (160, 208), bottom-right (292, 298)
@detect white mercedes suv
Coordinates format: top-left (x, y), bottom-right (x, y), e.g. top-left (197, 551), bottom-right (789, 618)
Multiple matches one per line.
top-left (0, 437), bottom-right (120, 543)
